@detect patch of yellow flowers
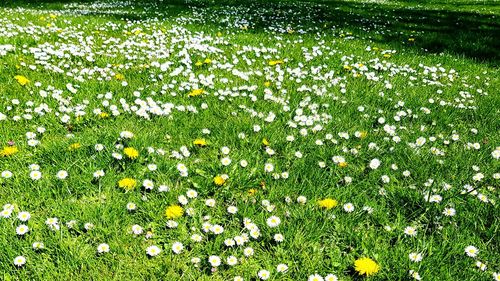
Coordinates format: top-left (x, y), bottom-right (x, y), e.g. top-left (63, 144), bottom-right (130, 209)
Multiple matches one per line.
top-left (123, 147), bottom-right (139, 159)
top-left (118, 178), bottom-right (137, 191)
top-left (318, 198), bottom-right (338, 210)
top-left (165, 205), bottom-right (183, 219)
top-left (0, 146), bottom-right (18, 157)
top-left (213, 175), bottom-right (225, 186)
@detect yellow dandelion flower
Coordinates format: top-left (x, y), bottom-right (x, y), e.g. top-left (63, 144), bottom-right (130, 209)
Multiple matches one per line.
top-left (68, 143), bottom-right (81, 151)
top-left (264, 81), bottom-right (271, 87)
top-left (214, 175), bottom-right (225, 186)
top-left (354, 257), bottom-right (380, 277)
top-left (269, 60), bottom-right (284, 66)
top-left (123, 147), bottom-right (139, 159)
top-left (262, 138), bottom-right (270, 146)
top-left (248, 188), bottom-right (257, 196)
top-left (360, 131), bottom-right (368, 139)
top-left (204, 58), bottom-right (212, 64)
top-left (343, 65), bottom-right (352, 71)
top-left (118, 178), bottom-right (137, 191)
top-left (14, 75), bottom-right (30, 86)
top-left (383, 54), bottom-right (391, 58)
top-left (408, 38), bottom-right (415, 42)
top-left (0, 146), bottom-right (18, 157)
top-left (99, 112), bottom-right (109, 118)
top-left (338, 162), bottom-right (348, 168)
top-left (195, 61), bottom-right (203, 66)
top-left (318, 198), bottom-right (338, 210)
top-left (188, 89), bottom-right (204, 97)
top-left (193, 138), bottom-right (207, 147)
top-left (114, 73), bottom-right (125, 80)
top-left (165, 205), bottom-right (183, 219)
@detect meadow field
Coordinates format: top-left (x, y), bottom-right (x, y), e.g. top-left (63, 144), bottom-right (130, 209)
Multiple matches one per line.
top-left (0, 0), bottom-right (499, 280)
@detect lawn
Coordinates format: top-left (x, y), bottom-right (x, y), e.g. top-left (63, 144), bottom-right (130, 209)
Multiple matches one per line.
top-left (0, 0), bottom-right (499, 280)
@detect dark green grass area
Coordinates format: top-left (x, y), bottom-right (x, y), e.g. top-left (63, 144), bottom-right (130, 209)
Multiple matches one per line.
top-left (3, 0), bottom-right (499, 64)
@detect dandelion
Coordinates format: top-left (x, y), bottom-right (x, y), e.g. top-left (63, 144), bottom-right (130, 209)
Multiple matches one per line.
top-left (165, 205), bottom-right (183, 219)
top-left (188, 89), bottom-right (204, 97)
top-left (118, 178), bottom-right (137, 191)
top-left (14, 75), bottom-right (30, 86)
top-left (123, 147), bottom-right (139, 159)
top-left (354, 257), bottom-right (380, 276)
top-left (269, 59), bottom-right (284, 66)
top-left (0, 146), bottom-right (18, 157)
top-left (68, 143), bottom-right (81, 150)
top-left (193, 138), bottom-right (207, 147)
top-left (214, 175), bottom-right (225, 186)
top-left (318, 198), bottom-right (338, 210)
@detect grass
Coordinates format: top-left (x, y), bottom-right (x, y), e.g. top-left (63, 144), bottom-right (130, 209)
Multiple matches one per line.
top-left (0, 0), bottom-right (499, 280)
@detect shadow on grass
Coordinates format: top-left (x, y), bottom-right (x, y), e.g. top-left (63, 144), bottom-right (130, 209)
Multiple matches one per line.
top-left (1, 0), bottom-right (498, 65)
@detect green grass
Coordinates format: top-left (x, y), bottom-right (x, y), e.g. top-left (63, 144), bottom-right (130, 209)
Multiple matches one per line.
top-left (0, 0), bottom-right (499, 280)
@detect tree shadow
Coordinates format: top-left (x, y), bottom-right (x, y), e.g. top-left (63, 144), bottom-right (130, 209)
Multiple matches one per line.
top-left (1, 0), bottom-right (498, 65)
top-left (315, 0), bottom-right (500, 65)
